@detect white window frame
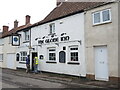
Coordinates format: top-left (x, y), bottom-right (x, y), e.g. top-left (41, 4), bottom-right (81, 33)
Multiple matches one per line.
top-left (48, 47), bottom-right (56, 61)
top-left (20, 51), bottom-right (27, 62)
top-left (69, 46), bottom-right (79, 62)
top-left (92, 9), bottom-right (111, 25)
top-left (0, 54), bottom-right (3, 62)
top-left (49, 23), bottom-right (55, 34)
top-left (24, 30), bottom-right (30, 41)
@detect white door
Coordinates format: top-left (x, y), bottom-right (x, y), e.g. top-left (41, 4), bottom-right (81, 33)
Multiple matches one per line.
top-left (7, 54), bottom-right (15, 69)
top-left (95, 46), bottom-right (108, 81)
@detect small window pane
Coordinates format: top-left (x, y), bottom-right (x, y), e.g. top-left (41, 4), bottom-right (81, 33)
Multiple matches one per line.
top-left (0, 54), bottom-right (3, 61)
top-left (20, 52), bottom-right (27, 61)
top-left (102, 10), bottom-right (110, 22)
top-left (94, 12), bottom-right (100, 24)
top-left (49, 23), bottom-right (55, 34)
top-left (48, 48), bottom-right (56, 61)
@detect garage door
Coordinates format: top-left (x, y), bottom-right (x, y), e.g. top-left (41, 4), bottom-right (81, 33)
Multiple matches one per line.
top-left (7, 54), bottom-right (15, 69)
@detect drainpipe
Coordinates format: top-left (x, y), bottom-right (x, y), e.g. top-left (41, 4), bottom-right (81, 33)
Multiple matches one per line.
top-left (29, 28), bottom-right (32, 70)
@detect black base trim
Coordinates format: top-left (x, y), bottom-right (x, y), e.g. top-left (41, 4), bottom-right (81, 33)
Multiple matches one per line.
top-left (46, 61), bottom-right (57, 64)
top-left (67, 62), bottom-right (80, 65)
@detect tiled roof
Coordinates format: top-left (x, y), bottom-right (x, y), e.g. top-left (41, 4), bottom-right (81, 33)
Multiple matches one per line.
top-left (1, 24), bottom-right (32, 38)
top-left (1, 2), bottom-right (111, 38)
top-left (32, 2), bottom-right (107, 26)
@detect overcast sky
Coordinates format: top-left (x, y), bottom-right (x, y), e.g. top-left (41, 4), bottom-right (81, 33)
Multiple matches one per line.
top-left (0, 0), bottom-right (56, 32)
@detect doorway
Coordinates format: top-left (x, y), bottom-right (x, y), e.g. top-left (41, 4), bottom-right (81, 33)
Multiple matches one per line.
top-left (32, 52), bottom-right (38, 71)
top-left (94, 46), bottom-right (109, 81)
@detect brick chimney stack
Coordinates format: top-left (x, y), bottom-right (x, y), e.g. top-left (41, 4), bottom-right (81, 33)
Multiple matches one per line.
top-left (25, 15), bottom-right (31, 25)
top-left (14, 20), bottom-right (18, 28)
top-left (3, 26), bottom-right (9, 33)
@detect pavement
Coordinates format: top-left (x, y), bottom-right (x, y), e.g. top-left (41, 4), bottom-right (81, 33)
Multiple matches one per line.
top-left (1, 68), bottom-right (120, 89)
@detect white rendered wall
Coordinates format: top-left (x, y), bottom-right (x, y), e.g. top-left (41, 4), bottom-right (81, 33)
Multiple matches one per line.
top-left (31, 13), bottom-right (86, 76)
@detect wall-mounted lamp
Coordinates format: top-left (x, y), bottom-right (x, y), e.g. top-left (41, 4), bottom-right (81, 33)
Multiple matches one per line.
top-left (60, 21), bottom-right (63, 24)
top-left (42, 36), bottom-right (46, 39)
top-left (61, 33), bottom-right (66, 36)
top-left (38, 45), bottom-right (42, 47)
top-left (55, 43), bottom-right (59, 46)
top-left (35, 38), bottom-right (38, 40)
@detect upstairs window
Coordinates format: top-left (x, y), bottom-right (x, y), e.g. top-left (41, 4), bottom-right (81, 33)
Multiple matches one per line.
top-left (93, 9), bottom-right (111, 25)
top-left (24, 30), bottom-right (29, 41)
top-left (0, 54), bottom-right (3, 62)
top-left (0, 39), bottom-right (3, 45)
top-left (49, 23), bottom-right (55, 34)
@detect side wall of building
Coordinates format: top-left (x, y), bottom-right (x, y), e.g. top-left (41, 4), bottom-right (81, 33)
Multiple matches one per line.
top-left (85, 3), bottom-right (119, 80)
top-left (118, 2), bottom-right (120, 78)
top-left (2, 37), bottom-right (17, 69)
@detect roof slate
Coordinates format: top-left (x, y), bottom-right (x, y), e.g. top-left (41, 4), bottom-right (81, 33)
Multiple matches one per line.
top-left (1, 24), bottom-right (32, 38)
top-left (1, 2), bottom-right (111, 38)
top-left (33, 2), bottom-right (106, 26)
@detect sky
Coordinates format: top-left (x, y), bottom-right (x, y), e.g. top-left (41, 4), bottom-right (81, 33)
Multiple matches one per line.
top-left (0, 0), bottom-right (56, 32)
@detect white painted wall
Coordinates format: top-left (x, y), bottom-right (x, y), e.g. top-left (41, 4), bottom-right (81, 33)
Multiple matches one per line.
top-left (1, 37), bottom-right (17, 69)
top-left (16, 30), bottom-right (30, 69)
top-left (31, 13), bottom-right (86, 76)
top-left (0, 38), bottom-right (3, 67)
top-left (85, 3), bottom-right (119, 78)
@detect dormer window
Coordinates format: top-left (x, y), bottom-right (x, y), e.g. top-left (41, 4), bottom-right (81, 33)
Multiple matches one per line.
top-left (49, 23), bottom-right (55, 34)
top-left (92, 9), bottom-right (111, 25)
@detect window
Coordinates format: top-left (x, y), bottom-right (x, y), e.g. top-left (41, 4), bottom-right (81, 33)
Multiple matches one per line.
top-left (69, 46), bottom-right (79, 61)
top-left (93, 9), bottom-right (111, 25)
top-left (9, 36), bottom-right (12, 44)
top-left (48, 48), bottom-right (56, 61)
top-left (0, 54), bottom-right (3, 62)
top-left (24, 30), bottom-right (29, 41)
top-left (49, 23), bottom-right (55, 34)
top-left (0, 39), bottom-right (3, 45)
top-left (20, 52), bottom-right (27, 61)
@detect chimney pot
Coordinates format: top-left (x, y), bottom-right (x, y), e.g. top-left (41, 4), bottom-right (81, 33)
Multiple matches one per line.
top-left (3, 26), bottom-right (9, 33)
top-left (26, 15), bottom-right (31, 25)
top-left (14, 20), bottom-right (18, 28)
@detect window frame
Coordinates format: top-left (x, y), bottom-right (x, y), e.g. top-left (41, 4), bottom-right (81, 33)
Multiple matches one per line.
top-left (69, 46), bottom-right (79, 62)
top-left (24, 30), bottom-right (30, 41)
top-left (20, 51), bottom-right (27, 62)
top-left (48, 47), bottom-right (56, 61)
top-left (49, 23), bottom-right (55, 34)
top-left (0, 54), bottom-right (3, 62)
top-left (92, 9), bottom-right (111, 25)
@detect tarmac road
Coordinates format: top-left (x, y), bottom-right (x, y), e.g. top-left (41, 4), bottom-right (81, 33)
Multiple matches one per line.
top-left (0, 68), bottom-right (119, 89)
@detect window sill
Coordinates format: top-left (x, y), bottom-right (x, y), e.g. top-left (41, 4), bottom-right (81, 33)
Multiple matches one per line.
top-left (67, 62), bottom-right (80, 65)
top-left (48, 33), bottom-right (56, 36)
top-left (93, 21), bottom-right (112, 26)
top-left (0, 44), bottom-right (4, 46)
top-left (19, 62), bottom-right (26, 64)
top-left (23, 41), bottom-right (29, 43)
top-left (46, 61), bottom-right (57, 64)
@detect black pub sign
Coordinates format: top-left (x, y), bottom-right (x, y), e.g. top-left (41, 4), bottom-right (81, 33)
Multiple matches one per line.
top-left (38, 36), bottom-right (70, 45)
